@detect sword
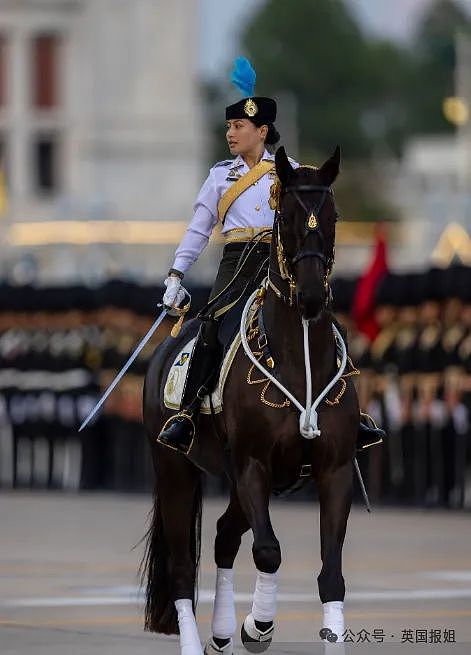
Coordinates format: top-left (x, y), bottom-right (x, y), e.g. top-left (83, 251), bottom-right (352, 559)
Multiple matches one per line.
top-left (78, 302), bottom-right (175, 432)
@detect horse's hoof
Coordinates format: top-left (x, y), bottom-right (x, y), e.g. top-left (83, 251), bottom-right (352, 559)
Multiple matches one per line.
top-left (241, 614), bottom-right (274, 653)
top-left (327, 632), bottom-right (338, 643)
top-left (319, 628), bottom-right (332, 640)
top-left (204, 636), bottom-right (233, 654)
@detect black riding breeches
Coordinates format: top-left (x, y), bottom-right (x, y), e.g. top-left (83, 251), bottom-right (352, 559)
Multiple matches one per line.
top-left (201, 241), bottom-right (270, 348)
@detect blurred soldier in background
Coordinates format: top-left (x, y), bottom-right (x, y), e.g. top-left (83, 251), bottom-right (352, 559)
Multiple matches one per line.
top-left (440, 267), bottom-right (469, 508)
top-left (369, 274), bottom-right (402, 501)
top-left (1, 259), bottom-right (468, 505)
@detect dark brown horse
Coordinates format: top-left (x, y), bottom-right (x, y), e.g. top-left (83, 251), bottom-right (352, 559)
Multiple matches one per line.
top-left (141, 146), bottom-right (358, 653)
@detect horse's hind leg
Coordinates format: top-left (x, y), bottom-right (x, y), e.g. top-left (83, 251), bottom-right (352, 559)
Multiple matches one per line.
top-left (142, 447), bottom-right (204, 655)
top-left (205, 488), bottom-right (250, 655)
top-left (237, 459), bottom-right (279, 652)
top-left (317, 461), bottom-right (353, 644)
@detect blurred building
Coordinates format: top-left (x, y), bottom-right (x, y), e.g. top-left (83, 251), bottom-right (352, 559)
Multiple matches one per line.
top-left (386, 136), bottom-right (471, 269)
top-left (0, 0), bottom-right (207, 283)
top-left (383, 32), bottom-right (471, 271)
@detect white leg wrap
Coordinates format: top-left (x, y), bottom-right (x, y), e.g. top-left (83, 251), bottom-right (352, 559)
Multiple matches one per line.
top-left (251, 570), bottom-right (277, 623)
top-left (175, 599), bottom-right (203, 655)
top-left (322, 601), bottom-right (345, 643)
top-left (211, 568), bottom-right (236, 639)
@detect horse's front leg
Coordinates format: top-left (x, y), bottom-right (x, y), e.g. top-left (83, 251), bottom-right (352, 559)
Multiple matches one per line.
top-left (236, 458), bottom-right (279, 652)
top-left (317, 460), bottom-right (353, 644)
top-left (205, 487), bottom-right (250, 655)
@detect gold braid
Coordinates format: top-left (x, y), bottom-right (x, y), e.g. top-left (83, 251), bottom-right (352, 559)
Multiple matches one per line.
top-left (245, 305), bottom-right (360, 410)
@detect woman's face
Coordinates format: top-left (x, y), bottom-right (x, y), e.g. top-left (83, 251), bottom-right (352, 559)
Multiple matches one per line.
top-left (226, 119), bottom-right (267, 156)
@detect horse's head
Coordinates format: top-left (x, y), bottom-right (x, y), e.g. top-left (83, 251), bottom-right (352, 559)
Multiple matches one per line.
top-left (272, 146), bottom-right (340, 321)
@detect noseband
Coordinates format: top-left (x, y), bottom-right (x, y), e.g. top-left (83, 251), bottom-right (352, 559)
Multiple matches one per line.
top-left (268, 182), bottom-right (335, 308)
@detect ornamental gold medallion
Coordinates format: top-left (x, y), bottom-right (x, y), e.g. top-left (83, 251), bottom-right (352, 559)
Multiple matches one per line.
top-left (244, 98), bottom-right (258, 117)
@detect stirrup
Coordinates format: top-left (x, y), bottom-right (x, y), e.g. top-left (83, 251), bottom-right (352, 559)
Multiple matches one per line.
top-left (357, 412), bottom-right (385, 452)
top-left (360, 411), bottom-right (383, 434)
top-left (156, 412), bottom-right (196, 455)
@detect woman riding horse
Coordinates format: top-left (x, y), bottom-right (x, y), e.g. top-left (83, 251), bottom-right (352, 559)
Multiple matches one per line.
top-left (157, 57), bottom-right (384, 455)
top-left (143, 144), bottom-right (370, 654)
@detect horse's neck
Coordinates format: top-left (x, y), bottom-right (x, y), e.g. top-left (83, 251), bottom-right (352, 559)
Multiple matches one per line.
top-left (262, 289), bottom-right (336, 396)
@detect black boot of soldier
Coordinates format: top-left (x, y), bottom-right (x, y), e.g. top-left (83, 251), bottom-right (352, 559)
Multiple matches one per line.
top-left (157, 323), bottom-right (221, 455)
top-left (357, 413), bottom-right (386, 452)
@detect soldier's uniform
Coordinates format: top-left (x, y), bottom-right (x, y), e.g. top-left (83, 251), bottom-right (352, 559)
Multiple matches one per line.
top-left (413, 270), bottom-right (446, 506)
top-left (440, 267), bottom-right (470, 507)
top-left (173, 149), bottom-right (288, 280)
top-left (157, 88), bottom-right (297, 452)
top-left (458, 300), bottom-right (471, 509)
top-left (369, 274), bottom-right (402, 500)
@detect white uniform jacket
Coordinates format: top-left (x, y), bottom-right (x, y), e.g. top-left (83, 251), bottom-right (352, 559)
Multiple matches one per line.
top-left (172, 149), bottom-right (299, 274)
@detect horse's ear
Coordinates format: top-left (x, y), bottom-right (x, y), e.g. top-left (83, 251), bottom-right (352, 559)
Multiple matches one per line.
top-left (318, 146), bottom-right (341, 186)
top-left (275, 146), bottom-right (294, 186)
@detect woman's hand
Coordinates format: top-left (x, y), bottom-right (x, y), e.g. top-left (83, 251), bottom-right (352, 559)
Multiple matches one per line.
top-left (163, 275), bottom-right (186, 316)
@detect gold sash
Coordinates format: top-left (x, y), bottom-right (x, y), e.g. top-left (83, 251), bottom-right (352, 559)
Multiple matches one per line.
top-left (217, 160), bottom-right (274, 223)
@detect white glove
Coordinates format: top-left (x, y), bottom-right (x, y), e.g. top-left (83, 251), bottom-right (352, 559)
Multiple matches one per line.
top-left (163, 276), bottom-right (186, 316)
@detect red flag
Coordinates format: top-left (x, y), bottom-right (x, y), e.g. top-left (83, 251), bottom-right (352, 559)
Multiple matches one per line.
top-left (352, 224), bottom-right (388, 342)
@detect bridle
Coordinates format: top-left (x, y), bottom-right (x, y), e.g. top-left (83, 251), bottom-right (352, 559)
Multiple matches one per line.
top-left (268, 178), bottom-right (336, 308)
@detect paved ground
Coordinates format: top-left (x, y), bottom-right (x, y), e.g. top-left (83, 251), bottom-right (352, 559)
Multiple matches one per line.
top-left (1, 492), bottom-right (470, 654)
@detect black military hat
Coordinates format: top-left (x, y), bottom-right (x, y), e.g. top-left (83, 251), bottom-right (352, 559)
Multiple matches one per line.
top-left (448, 265), bottom-right (471, 303)
top-left (100, 279), bottom-right (136, 310)
top-left (331, 276), bottom-right (357, 314)
top-left (374, 273), bottom-right (402, 307)
top-left (225, 56), bottom-right (277, 126)
top-left (397, 272), bottom-right (423, 307)
top-left (226, 96), bottom-right (277, 125)
top-left (418, 267), bottom-right (444, 303)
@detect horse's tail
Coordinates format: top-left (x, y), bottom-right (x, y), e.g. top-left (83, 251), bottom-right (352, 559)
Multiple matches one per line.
top-left (140, 476), bottom-right (203, 635)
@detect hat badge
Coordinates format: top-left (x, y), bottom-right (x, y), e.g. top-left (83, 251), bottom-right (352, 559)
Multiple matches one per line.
top-left (244, 98), bottom-right (258, 117)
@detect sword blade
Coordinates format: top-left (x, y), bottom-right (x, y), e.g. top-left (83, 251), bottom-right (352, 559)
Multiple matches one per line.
top-left (78, 307), bottom-right (169, 432)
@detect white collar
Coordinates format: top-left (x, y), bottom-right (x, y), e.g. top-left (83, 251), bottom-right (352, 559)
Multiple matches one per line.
top-left (231, 149), bottom-right (274, 169)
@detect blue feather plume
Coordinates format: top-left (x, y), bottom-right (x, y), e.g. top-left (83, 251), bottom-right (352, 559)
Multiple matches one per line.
top-left (231, 57), bottom-right (256, 97)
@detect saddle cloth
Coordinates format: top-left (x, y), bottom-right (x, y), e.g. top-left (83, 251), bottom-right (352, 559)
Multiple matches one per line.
top-left (164, 287), bottom-right (260, 414)
top-left (163, 331), bottom-right (242, 415)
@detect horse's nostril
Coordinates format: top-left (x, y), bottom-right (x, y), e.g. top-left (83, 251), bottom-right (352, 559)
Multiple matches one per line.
top-left (297, 287), bottom-right (325, 321)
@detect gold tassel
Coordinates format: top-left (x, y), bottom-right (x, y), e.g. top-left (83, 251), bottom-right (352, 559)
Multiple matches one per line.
top-left (170, 302), bottom-right (190, 338)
